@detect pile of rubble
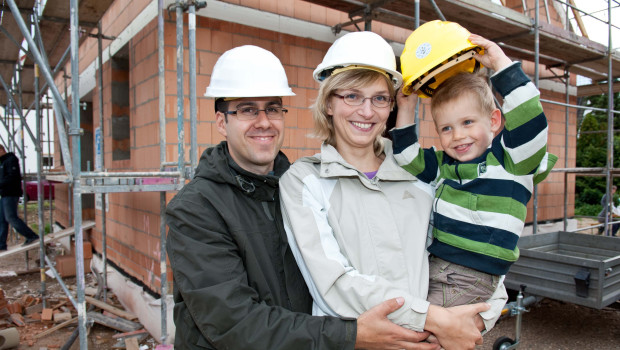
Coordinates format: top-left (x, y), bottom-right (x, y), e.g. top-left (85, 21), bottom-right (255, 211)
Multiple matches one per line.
top-left (0, 283), bottom-right (150, 349)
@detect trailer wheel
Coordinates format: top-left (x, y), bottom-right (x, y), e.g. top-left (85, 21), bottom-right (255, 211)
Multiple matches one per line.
top-left (493, 336), bottom-right (516, 350)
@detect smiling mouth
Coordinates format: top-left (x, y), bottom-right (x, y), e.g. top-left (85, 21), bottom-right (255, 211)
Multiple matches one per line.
top-left (351, 121), bottom-right (373, 130)
top-left (250, 136), bottom-right (274, 142)
top-left (454, 143), bottom-right (472, 153)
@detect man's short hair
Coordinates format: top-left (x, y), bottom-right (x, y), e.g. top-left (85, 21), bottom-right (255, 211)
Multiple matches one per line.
top-left (215, 98), bottom-right (229, 113)
top-left (0, 145), bottom-right (5, 152)
top-left (430, 71), bottom-right (495, 119)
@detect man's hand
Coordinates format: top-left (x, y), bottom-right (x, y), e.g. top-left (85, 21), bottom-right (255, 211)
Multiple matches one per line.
top-left (424, 303), bottom-right (490, 350)
top-left (355, 298), bottom-right (440, 350)
top-left (469, 34), bottom-right (512, 72)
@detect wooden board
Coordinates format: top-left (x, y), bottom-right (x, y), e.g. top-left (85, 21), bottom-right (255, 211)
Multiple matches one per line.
top-left (0, 221), bottom-right (95, 259)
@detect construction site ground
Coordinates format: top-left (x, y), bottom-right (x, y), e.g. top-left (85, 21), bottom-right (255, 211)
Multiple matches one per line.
top-left (1, 203), bottom-right (158, 349)
top-left (1, 208), bottom-right (619, 349)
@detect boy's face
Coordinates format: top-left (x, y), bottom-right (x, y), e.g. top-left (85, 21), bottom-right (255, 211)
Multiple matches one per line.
top-left (433, 93), bottom-right (501, 162)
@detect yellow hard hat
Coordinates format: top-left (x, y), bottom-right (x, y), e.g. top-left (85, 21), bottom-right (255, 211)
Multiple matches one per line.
top-left (401, 20), bottom-right (483, 98)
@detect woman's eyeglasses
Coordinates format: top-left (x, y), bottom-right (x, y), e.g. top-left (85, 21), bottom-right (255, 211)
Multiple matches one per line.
top-left (332, 93), bottom-right (393, 108)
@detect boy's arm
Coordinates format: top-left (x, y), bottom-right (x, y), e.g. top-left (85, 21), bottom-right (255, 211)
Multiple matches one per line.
top-left (391, 89), bottom-right (441, 184)
top-left (471, 34), bottom-right (551, 175)
top-left (390, 126), bottom-right (441, 184)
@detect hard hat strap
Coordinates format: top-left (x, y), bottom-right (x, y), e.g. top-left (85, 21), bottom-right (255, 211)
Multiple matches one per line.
top-left (331, 65), bottom-right (392, 82)
top-left (412, 49), bottom-right (480, 97)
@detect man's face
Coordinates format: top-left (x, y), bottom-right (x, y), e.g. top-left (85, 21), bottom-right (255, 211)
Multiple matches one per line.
top-left (216, 97), bottom-right (285, 175)
top-left (0, 147), bottom-right (6, 157)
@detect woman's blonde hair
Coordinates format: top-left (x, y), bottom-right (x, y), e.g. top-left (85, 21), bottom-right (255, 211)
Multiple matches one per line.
top-left (312, 69), bottom-right (395, 156)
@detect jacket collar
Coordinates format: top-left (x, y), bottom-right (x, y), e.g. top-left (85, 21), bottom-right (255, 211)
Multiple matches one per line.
top-left (195, 141), bottom-right (290, 201)
top-left (310, 139), bottom-right (418, 182)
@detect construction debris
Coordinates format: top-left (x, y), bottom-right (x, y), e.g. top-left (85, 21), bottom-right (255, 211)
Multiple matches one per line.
top-left (1, 276), bottom-right (149, 348)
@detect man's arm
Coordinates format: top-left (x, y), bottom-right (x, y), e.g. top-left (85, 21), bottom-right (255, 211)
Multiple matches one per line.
top-left (357, 298), bottom-right (440, 350)
top-left (0, 156), bottom-right (19, 188)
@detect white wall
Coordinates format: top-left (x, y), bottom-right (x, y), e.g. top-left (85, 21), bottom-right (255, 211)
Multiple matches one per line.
top-left (0, 103), bottom-right (55, 175)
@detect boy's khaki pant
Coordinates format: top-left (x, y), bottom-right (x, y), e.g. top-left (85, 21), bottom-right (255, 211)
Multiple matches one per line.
top-left (427, 256), bottom-right (499, 307)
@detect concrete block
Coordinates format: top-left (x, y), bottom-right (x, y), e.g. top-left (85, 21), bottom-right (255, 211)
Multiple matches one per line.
top-left (25, 303), bottom-right (43, 315)
top-left (53, 312), bottom-right (72, 323)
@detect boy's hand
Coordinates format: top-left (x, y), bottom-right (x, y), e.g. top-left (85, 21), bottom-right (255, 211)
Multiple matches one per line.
top-left (395, 89), bottom-right (417, 128)
top-left (469, 34), bottom-right (512, 72)
top-left (424, 303), bottom-right (490, 350)
top-left (356, 298), bottom-right (440, 350)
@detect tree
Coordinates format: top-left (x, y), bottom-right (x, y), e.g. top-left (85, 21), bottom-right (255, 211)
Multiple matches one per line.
top-left (575, 91), bottom-right (620, 216)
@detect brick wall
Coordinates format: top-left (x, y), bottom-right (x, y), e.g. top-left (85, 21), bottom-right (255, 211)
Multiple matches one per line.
top-left (53, 0), bottom-right (577, 292)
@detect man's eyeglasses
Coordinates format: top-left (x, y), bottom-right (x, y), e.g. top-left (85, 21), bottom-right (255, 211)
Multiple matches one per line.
top-left (224, 106), bottom-right (288, 121)
top-left (332, 93), bottom-right (393, 108)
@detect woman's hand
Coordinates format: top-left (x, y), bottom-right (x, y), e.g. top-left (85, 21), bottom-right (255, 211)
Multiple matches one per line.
top-left (395, 89), bottom-right (417, 128)
top-left (469, 34), bottom-right (512, 72)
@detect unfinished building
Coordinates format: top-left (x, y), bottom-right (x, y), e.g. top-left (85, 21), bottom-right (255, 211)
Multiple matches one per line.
top-left (1, 0), bottom-right (618, 347)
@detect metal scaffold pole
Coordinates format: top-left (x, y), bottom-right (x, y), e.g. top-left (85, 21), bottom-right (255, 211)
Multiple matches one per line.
top-left (35, 63), bottom-right (47, 308)
top-left (158, 0), bottom-right (168, 343)
top-left (69, 0), bottom-right (88, 347)
top-left (564, 68), bottom-right (570, 231)
top-left (97, 21), bottom-right (108, 302)
top-left (189, 2), bottom-right (198, 177)
top-left (18, 66), bottom-right (28, 253)
top-left (176, 0), bottom-right (186, 181)
top-left (532, 0), bottom-right (540, 234)
top-left (603, 0), bottom-right (615, 236)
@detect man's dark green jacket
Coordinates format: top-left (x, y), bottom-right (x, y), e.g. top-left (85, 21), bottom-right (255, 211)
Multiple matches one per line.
top-left (166, 141), bottom-right (355, 349)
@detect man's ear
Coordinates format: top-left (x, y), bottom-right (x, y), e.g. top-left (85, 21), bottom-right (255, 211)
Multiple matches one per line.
top-left (490, 108), bottom-right (502, 134)
top-left (215, 112), bottom-right (228, 137)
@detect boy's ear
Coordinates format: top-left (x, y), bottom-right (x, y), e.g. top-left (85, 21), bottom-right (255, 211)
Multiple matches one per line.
top-left (490, 108), bottom-right (502, 134)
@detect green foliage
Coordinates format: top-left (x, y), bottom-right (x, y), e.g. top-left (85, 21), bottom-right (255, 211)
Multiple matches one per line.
top-left (31, 223), bottom-right (52, 235)
top-left (575, 91), bottom-right (620, 214)
top-left (574, 203), bottom-right (603, 217)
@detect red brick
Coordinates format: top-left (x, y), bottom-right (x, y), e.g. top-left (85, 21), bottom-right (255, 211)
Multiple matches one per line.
top-left (41, 308), bottom-right (53, 321)
top-left (7, 302), bottom-right (22, 315)
top-left (55, 255), bottom-right (92, 278)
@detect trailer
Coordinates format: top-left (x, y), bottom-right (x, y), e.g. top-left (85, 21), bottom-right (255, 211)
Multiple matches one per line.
top-left (504, 231), bottom-right (620, 309)
top-left (493, 231), bottom-right (620, 349)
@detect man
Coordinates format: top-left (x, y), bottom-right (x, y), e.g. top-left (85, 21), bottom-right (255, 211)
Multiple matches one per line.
top-left (0, 145), bottom-right (39, 251)
top-left (165, 45), bottom-right (438, 349)
top-left (598, 185), bottom-right (619, 236)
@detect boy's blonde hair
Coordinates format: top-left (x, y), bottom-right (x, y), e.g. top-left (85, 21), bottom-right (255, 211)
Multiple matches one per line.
top-left (312, 69), bottom-right (395, 156)
top-left (430, 71), bottom-right (495, 119)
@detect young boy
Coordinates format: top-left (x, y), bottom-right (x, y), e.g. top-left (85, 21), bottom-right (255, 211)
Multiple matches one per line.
top-left (391, 34), bottom-right (558, 308)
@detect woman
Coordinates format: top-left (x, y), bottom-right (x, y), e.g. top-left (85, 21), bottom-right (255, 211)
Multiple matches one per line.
top-left (280, 31), bottom-right (506, 350)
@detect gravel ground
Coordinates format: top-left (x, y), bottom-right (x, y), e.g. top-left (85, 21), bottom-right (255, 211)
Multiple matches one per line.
top-left (479, 298), bottom-right (620, 350)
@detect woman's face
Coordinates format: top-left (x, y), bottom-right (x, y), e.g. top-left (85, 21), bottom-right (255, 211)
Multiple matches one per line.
top-left (327, 77), bottom-right (391, 153)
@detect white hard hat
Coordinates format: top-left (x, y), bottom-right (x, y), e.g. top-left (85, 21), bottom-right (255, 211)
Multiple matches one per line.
top-left (313, 31), bottom-right (403, 89)
top-left (204, 45), bottom-right (295, 98)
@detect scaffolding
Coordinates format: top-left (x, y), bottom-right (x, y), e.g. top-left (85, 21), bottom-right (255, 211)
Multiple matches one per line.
top-left (0, 0), bottom-right (617, 348)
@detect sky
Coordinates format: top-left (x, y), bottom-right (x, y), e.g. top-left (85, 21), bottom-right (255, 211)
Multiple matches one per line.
top-left (571, 0), bottom-right (619, 50)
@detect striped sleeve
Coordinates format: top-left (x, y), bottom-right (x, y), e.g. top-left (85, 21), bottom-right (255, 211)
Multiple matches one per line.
top-left (390, 124), bottom-right (441, 184)
top-left (492, 62), bottom-right (549, 175)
